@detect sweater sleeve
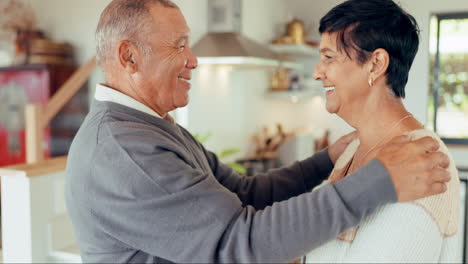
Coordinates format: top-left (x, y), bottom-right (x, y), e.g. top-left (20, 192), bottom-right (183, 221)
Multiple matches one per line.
top-left (204, 147), bottom-right (335, 210)
top-left (90, 131), bottom-right (397, 263)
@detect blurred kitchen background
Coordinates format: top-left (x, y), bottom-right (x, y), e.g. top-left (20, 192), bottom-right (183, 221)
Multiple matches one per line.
top-left (1, 0), bottom-right (467, 168)
top-left (0, 0), bottom-right (467, 262)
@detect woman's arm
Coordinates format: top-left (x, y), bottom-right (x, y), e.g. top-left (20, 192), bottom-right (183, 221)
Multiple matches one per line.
top-left (343, 203), bottom-right (449, 263)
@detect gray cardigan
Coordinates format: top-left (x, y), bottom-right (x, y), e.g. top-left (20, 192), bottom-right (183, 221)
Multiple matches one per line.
top-left (65, 100), bottom-right (397, 263)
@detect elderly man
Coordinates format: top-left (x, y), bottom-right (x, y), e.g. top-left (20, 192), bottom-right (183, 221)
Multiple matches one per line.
top-left (65, 0), bottom-right (451, 263)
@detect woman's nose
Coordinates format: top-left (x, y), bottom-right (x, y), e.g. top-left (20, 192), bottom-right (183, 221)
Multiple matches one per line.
top-left (312, 62), bottom-right (324, 81)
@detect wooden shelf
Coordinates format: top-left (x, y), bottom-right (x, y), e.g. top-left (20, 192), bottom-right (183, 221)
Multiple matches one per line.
top-left (270, 44), bottom-right (320, 58)
top-left (267, 45), bottom-right (322, 102)
top-left (302, 78), bottom-right (322, 89)
top-left (266, 87), bottom-right (322, 102)
top-left (4, 156), bottom-right (67, 178)
top-left (266, 76), bottom-right (323, 102)
top-left (197, 57), bottom-right (302, 70)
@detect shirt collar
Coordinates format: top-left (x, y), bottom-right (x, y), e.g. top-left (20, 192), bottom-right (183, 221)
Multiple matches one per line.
top-left (94, 84), bottom-right (165, 120)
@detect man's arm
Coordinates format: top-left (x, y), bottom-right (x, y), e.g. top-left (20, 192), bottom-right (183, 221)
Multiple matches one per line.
top-left (90, 135), bottom-right (396, 263)
top-left (198, 131), bottom-right (358, 210)
top-left (86, 129), bottom-right (450, 263)
top-left (205, 132), bottom-right (451, 210)
top-left (204, 148), bottom-right (334, 210)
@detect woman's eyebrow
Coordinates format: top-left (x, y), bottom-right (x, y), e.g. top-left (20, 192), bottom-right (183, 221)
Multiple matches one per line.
top-left (320, 47), bottom-right (336, 53)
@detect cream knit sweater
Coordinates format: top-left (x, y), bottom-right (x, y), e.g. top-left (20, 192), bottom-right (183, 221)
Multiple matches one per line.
top-left (306, 129), bottom-right (462, 263)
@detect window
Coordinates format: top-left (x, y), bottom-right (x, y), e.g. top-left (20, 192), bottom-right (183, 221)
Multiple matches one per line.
top-left (428, 13), bottom-right (468, 144)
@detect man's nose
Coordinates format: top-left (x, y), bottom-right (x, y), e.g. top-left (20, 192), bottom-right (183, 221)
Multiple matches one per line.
top-left (312, 62), bottom-right (324, 81)
top-left (186, 48), bottom-right (198, 70)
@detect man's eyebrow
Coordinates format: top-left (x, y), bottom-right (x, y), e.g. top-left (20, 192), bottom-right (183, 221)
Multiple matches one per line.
top-left (175, 34), bottom-right (189, 43)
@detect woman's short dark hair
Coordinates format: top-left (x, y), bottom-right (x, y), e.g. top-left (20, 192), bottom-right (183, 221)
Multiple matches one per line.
top-left (319, 0), bottom-right (420, 98)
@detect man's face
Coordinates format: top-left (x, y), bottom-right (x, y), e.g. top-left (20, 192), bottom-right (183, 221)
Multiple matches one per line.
top-left (136, 4), bottom-right (198, 116)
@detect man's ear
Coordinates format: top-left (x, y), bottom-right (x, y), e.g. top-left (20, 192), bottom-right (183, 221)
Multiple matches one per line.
top-left (116, 40), bottom-right (140, 74)
top-left (368, 48), bottom-right (390, 82)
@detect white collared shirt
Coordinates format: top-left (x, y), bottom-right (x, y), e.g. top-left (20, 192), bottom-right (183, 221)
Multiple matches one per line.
top-left (94, 84), bottom-right (162, 119)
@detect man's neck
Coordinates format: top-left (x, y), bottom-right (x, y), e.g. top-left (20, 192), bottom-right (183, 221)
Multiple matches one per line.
top-left (105, 79), bottom-right (168, 118)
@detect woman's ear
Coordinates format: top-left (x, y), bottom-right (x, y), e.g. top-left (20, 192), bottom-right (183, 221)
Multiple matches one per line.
top-left (368, 48), bottom-right (390, 82)
top-left (116, 40), bottom-right (140, 74)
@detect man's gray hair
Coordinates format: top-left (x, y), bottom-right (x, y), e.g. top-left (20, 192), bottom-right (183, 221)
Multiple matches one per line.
top-left (95, 0), bottom-right (179, 66)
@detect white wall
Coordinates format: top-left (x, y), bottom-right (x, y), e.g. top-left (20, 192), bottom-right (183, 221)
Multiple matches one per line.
top-left (26, 0), bottom-right (107, 65)
top-left (26, 0), bottom-right (208, 65)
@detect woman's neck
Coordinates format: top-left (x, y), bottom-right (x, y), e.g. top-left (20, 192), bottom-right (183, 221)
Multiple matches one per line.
top-left (341, 92), bottom-right (423, 165)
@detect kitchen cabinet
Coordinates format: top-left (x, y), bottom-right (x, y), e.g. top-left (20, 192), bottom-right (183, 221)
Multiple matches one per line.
top-left (270, 44), bottom-right (320, 57)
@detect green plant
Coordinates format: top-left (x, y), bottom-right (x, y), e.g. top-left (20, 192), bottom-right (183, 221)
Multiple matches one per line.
top-left (194, 132), bottom-right (247, 175)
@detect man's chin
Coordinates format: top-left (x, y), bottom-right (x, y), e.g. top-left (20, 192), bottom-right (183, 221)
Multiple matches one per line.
top-left (175, 98), bottom-right (189, 109)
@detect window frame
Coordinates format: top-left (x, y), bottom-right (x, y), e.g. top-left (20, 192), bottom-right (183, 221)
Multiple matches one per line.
top-left (431, 12), bottom-right (468, 145)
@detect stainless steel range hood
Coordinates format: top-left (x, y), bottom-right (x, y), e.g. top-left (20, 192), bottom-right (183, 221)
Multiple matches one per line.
top-left (193, 0), bottom-right (297, 69)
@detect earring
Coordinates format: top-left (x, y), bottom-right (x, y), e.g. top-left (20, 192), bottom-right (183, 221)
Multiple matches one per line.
top-left (368, 77), bottom-right (373, 87)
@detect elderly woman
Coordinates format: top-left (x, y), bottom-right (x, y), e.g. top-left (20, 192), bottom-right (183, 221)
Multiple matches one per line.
top-left (305, 0), bottom-right (461, 262)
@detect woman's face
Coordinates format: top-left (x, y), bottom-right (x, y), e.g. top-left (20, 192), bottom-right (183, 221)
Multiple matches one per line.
top-left (313, 32), bottom-right (370, 117)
